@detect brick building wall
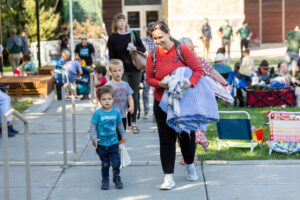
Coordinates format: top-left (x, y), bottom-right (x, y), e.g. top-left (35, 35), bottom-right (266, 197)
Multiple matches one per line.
top-left (164, 0), bottom-right (245, 59)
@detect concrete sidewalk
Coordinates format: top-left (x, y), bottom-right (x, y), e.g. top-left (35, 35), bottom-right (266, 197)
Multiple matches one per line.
top-left (1, 95), bottom-right (300, 200)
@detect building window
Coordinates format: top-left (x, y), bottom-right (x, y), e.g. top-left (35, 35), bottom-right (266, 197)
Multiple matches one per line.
top-left (124, 0), bottom-right (161, 6)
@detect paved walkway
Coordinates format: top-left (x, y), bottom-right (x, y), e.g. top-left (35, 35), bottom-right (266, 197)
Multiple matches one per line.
top-left (1, 92), bottom-right (300, 200)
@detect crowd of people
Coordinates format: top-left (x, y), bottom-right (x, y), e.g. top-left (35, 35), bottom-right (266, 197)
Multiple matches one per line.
top-left (2, 15), bottom-right (300, 192)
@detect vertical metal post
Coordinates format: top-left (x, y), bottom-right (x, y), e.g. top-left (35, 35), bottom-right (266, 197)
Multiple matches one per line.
top-left (0, 5), bottom-right (3, 75)
top-left (36, 0), bottom-right (41, 68)
top-left (259, 0), bottom-right (262, 45)
top-left (90, 73), bottom-right (95, 100)
top-left (282, 0), bottom-right (285, 43)
top-left (69, 0), bottom-right (74, 60)
top-left (24, 121), bottom-right (31, 200)
top-left (2, 109), bottom-right (31, 200)
top-left (71, 92), bottom-right (77, 161)
top-left (61, 86), bottom-right (68, 167)
top-left (2, 116), bottom-right (10, 200)
top-left (90, 73), bottom-right (96, 113)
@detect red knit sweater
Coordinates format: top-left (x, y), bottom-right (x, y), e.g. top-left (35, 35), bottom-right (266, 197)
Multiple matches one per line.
top-left (146, 44), bottom-right (204, 102)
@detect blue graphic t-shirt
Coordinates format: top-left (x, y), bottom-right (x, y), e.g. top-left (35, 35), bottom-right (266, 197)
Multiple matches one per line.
top-left (91, 108), bottom-right (121, 146)
top-left (53, 58), bottom-right (67, 82)
top-left (74, 43), bottom-right (95, 66)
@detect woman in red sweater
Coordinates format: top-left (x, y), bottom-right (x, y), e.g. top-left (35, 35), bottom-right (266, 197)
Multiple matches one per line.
top-left (146, 21), bottom-right (204, 190)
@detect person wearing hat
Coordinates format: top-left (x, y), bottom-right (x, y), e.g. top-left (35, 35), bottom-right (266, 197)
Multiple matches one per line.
top-left (180, 37), bottom-right (230, 87)
top-left (213, 53), bottom-right (233, 80)
top-left (219, 20), bottom-right (233, 58)
top-left (200, 18), bottom-right (212, 59)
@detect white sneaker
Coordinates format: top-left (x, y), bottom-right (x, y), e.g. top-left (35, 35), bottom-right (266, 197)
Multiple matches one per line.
top-left (186, 164), bottom-right (198, 181)
top-left (160, 174), bottom-right (175, 190)
top-left (143, 113), bottom-right (149, 119)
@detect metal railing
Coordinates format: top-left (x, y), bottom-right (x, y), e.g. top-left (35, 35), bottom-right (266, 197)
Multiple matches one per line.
top-left (2, 109), bottom-right (31, 200)
top-left (61, 84), bottom-right (77, 167)
top-left (89, 72), bottom-right (98, 113)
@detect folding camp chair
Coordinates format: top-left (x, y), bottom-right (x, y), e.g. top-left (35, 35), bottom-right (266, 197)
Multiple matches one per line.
top-left (217, 111), bottom-right (260, 152)
top-left (268, 111), bottom-right (300, 155)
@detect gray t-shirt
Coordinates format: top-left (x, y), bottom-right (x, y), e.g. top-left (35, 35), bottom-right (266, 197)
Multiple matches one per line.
top-left (106, 81), bottom-right (134, 118)
top-left (201, 24), bottom-right (212, 40)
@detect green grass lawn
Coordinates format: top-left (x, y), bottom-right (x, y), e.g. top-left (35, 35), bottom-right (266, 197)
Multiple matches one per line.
top-left (228, 59), bottom-right (281, 67)
top-left (197, 104), bottom-right (300, 160)
top-left (3, 66), bottom-right (13, 72)
top-left (11, 99), bottom-right (35, 113)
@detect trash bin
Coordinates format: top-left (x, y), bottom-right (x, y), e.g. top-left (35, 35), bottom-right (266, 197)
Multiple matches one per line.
top-left (0, 84), bottom-right (9, 94)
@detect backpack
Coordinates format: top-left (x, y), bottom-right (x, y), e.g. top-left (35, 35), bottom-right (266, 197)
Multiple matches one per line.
top-left (151, 41), bottom-right (187, 75)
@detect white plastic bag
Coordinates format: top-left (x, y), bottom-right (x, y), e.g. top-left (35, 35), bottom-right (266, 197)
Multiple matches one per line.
top-left (119, 144), bottom-right (132, 168)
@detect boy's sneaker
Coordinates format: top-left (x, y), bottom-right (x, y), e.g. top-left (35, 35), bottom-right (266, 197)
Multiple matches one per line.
top-left (186, 164), bottom-right (198, 181)
top-left (113, 177), bottom-right (123, 189)
top-left (143, 112), bottom-right (149, 119)
top-left (101, 180), bottom-right (109, 190)
top-left (160, 174), bottom-right (175, 190)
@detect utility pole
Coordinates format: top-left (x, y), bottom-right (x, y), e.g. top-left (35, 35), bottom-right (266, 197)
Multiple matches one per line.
top-left (36, 0), bottom-right (41, 68)
top-left (69, 0), bottom-right (73, 60)
top-left (0, 3), bottom-right (3, 75)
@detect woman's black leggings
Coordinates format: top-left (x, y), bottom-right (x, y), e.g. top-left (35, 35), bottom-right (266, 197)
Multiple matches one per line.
top-left (154, 99), bottom-right (196, 174)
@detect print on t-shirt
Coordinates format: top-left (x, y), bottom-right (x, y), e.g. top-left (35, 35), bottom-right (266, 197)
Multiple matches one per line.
top-left (80, 48), bottom-right (89, 57)
top-left (113, 88), bottom-right (129, 103)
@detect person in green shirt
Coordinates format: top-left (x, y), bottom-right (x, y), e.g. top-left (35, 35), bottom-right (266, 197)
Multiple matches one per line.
top-left (6, 28), bottom-right (22, 72)
top-left (236, 21), bottom-right (252, 59)
top-left (218, 20), bottom-right (233, 58)
top-left (20, 55), bottom-right (37, 76)
top-left (284, 26), bottom-right (300, 78)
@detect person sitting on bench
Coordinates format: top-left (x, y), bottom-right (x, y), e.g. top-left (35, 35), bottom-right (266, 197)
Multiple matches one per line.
top-left (20, 55), bottom-right (37, 76)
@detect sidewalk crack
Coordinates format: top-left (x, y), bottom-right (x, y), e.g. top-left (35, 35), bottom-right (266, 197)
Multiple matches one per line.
top-left (45, 167), bottom-right (67, 200)
top-left (201, 160), bottom-right (210, 200)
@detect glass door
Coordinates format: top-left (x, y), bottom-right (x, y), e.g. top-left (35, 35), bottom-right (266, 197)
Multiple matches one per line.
top-left (124, 6), bottom-right (161, 38)
top-left (127, 11), bottom-right (141, 36)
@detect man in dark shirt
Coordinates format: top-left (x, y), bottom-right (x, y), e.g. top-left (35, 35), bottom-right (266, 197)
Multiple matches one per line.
top-left (58, 27), bottom-right (69, 53)
top-left (201, 18), bottom-right (212, 59)
top-left (74, 34), bottom-right (95, 67)
top-left (20, 27), bottom-right (29, 56)
top-left (236, 21), bottom-right (252, 59)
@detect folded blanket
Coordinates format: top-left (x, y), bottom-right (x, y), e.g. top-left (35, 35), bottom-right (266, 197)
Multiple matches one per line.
top-left (159, 67), bottom-right (219, 134)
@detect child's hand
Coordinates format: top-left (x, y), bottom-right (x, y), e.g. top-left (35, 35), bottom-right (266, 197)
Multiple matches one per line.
top-left (128, 106), bottom-right (134, 114)
top-left (118, 137), bottom-right (127, 145)
top-left (92, 139), bottom-right (100, 148)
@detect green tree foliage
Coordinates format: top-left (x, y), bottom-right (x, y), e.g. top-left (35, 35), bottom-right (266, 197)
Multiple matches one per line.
top-left (24, 0), bottom-right (60, 42)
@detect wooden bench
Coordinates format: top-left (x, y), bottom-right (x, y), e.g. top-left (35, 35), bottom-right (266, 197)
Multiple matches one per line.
top-left (0, 75), bottom-right (55, 97)
top-left (38, 65), bottom-right (55, 75)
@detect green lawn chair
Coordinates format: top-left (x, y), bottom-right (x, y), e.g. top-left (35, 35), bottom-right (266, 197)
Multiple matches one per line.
top-left (217, 111), bottom-right (260, 152)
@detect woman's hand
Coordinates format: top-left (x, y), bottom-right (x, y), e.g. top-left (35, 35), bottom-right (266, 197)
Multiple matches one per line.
top-left (131, 46), bottom-right (137, 51)
top-left (158, 81), bottom-right (168, 88)
top-left (182, 82), bottom-right (192, 89)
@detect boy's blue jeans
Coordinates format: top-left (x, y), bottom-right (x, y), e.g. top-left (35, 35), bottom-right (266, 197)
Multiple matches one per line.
top-left (96, 144), bottom-right (120, 181)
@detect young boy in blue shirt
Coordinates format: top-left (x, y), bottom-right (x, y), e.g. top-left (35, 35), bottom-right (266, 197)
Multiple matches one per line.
top-left (89, 85), bottom-right (126, 190)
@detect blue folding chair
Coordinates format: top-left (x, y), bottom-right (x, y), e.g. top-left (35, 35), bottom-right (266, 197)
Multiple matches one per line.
top-left (217, 111), bottom-right (260, 152)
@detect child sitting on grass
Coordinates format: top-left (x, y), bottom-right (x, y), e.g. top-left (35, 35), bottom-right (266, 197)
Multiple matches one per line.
top-left (90, 85), bottom-right (126, 190)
